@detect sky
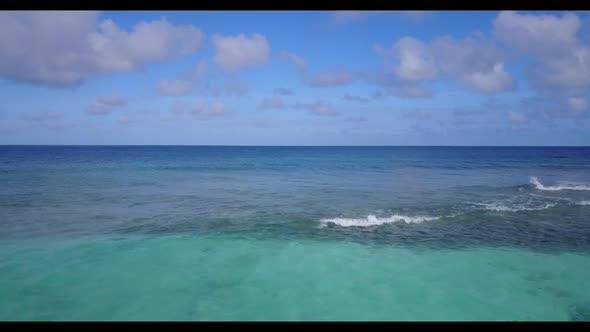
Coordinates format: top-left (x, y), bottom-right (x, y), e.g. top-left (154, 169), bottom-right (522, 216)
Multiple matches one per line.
top-left (1, 10), bottom-right (590, 146)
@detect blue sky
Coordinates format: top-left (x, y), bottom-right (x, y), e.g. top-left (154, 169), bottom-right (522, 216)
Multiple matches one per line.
top-left (1, 10), bottom-right (589, 145)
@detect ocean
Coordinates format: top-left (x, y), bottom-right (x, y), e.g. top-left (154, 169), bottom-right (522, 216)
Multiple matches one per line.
top-left (1, 146), bottom-right (589, 321)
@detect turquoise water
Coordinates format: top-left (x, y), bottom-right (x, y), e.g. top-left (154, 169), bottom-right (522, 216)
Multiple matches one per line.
top-left (1, 146), bottom-right (590, 320)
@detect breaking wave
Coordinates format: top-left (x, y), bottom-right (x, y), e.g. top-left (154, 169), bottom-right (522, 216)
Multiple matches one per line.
top-left (320, 214), bottom-right (440, 227)
top-left (530, 177), bottom-right (590, 191)
top-left (475, 202), bottom-right (557, 212)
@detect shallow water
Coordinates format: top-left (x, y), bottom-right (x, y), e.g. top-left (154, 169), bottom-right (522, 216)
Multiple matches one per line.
top-left (1, 146), bottom-right (589, 320)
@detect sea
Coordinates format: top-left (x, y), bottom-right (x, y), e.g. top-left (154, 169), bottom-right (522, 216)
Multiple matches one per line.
top-left (1, 145), bottom-right (589, 321)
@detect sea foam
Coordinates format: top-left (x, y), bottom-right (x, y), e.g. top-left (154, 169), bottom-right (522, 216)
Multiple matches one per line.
top-left (476, 202), bottom-right (556, 212)
top-left (529, 177), bottom-right (590, 191)
top-left (320, 214), bottom-right (440, 227)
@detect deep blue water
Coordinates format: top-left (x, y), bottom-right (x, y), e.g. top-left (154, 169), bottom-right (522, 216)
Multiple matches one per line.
top-left (2, 146), bottom-right (589, 251)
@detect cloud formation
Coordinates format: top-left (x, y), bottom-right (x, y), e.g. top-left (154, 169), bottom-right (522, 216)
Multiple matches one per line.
top-left (259, 87), bottom-right (296, 110)
top-left (87, 94), bottom-right (127, 115)
top-left (374, 34), bottom-right (514, 94)
top-left (280, 51), bottom-right (308, 72)
top-left (493, 11), bottom-right (580, 55)
top-left (391, 37), bottom-right (439, 81)
top-left (307, 68), bottom-right (356, 87)
top-left (157, 59), bottom-right (210, 96)
top-left (293, 101), bottom-right (339, 116)
top-left (493, 11), bottom-right (590, 92)
top-left (0, 11), bottom-right (204, 87)
top-left (212, 33), bottom-right (270, 71)
top-left (282, 52), bottom-right (356, 88)
top-left (431, 36), bottom-right (513, 93)
top-left (157, 59), bottom-right (252, 97)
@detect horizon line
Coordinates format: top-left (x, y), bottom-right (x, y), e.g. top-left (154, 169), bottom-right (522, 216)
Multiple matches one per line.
top-left (1, 144), bottom-right (590, 148)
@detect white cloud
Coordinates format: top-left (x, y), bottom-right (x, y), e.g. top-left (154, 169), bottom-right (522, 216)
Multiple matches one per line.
top-left (281, 51), bottom-right (307, 71)
top-left (392, 37), bottom-right (438, 81)
top-left (461, 63), bottom-right (513, 94)
top-left (308, 69), bottom-right (355, 87)
top-left (156, 59), bottom-right (210, 96)
top-left (211, 33), bottom-right (270, 71)
top-left (493, 11), bottom-right (580, 54)
top-left (531, 46), bottom-right (590, 90)
top-left (376, 34), bottom-right (513, 94)
top-left (493, 11), bottom-right (590, 91)
top-left (87, 94), bottom-right (127, 115)
top-left (360, 71), bottom-right (434, 98)
top-left (0, 11), bottom-right (204, 87)
top-left (568, 96), bottom-right (587, 112)
top-left (157, 59), bottom-right (250, 97)
top-left (431, 36), bottom-right (513, 93)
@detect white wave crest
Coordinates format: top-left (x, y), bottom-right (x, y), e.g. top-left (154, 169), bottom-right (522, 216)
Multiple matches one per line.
top-left (577, 201), bottom-right (590, 206)
top-left (529, 177), bottom-right (590, 191)
top-left (320, 214), bottom-right (440, 227)
top-left (476, 202), bottom-right (556, 212)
